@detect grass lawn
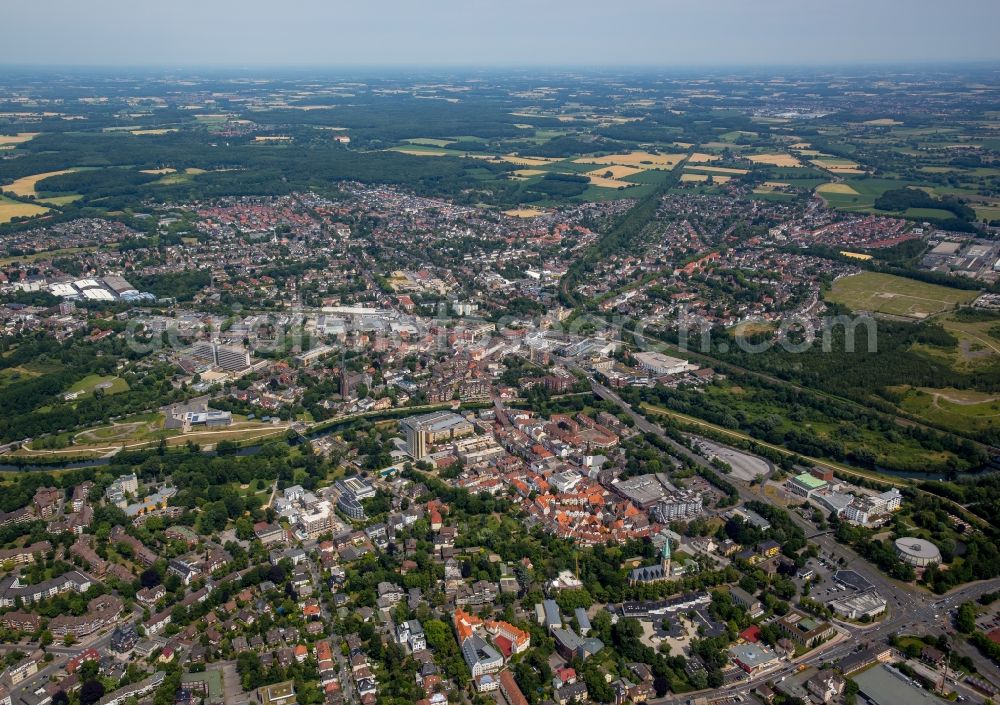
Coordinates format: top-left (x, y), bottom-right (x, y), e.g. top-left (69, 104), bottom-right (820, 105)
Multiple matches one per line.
top-left (975, 206), bottom-right (1000, 221)
top-left (904, 207), bottom-right (956, 220)
top-left (404, 138), bottom-right (454, 147)
top-left (826, 272), bottom-right (979, 320)
top-left (67, 374), bottom-right (129, 397)
top-left (36, 194), bottom-right (83, 206)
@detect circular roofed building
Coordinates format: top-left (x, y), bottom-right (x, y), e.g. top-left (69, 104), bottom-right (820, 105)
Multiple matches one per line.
top-left (894, 537), bottom-right (942, 567)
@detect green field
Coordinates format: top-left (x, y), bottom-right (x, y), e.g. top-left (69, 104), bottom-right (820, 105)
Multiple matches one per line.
top-left (66, 374), bottom-right (129, 398)
top-left (895, 386), bottom-right (1000, 435)
top-left (975, 206), bottom-right (1000, 221)
top-left (826, 272), bottom-right (980, 320)
top-left (404, 138), bottom-right (454, 147)
top-left (905, 207), bottom-right (956, 220)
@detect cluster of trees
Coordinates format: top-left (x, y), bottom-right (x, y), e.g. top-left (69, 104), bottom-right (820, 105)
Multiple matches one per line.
top-left (0, 333), bottom-right (193, 444)
top-left (131, 270), bottom-right (210, 301)
top-left (920, 475), bottom-right (1000, 528)
top-left (873, 187), bottom-right (978, 231)
top-left (528, 172), bottom-right (589, 198)
top-left (630, 371), bottom-right (987, 473)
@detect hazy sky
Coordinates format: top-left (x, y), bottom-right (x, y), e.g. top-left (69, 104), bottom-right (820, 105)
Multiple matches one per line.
top-left (2, 0), bottom-right (998, 67)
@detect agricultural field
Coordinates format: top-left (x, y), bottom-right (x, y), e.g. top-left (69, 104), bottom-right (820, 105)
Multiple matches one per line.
top-left (816, 182), bottom-right (860, 196)
top-left (0, 132), bottom-right (39, 146)
top-left (585, 165), bottom-right (644, 180)
top-left (747, 153), bottom-right (803, 167)
top-left (680, 172), bottom-right (731, 184)
top-left (684, 165), bottom-right (748, 175)
top-left (2, 169), bottom-right (78, 197)
top-left (574, 151), bottom-right (686, 169)
top-left (0, 195), bottom-right (50, 224)
top-left (404, 138), bottom-right (455, 147)
top-left (826, 272), bottom-right (980, 320)
top-left (36, 194), bottom-right (83, 206)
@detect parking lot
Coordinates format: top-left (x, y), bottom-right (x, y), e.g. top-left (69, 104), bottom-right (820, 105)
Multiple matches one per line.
top-left (693, 438), bottom-right (772, 482)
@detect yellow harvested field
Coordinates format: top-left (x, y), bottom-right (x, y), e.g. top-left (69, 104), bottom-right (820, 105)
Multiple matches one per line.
top-left (3, 169), bottom-right (77, 198)
top-left (587, 176), bottom-right (636, 189)
top-left (840, 251), bottom-right (873, 261)
top-left (130, 129), bottom-right (178, 135)
top-left (816, 182), bottom-right (860, 195)
top-left (585, 165), bottom-right (643, 180)
top-left (500, 155), bottom-right (559, 167)
top-left (185, 168), bottom-right (208, 175)
top-left (680, 173), bottom-right (731, 183)
top-left (687, 152), bottom-right (720, 163)
top-left (504, 208), bottom-right (547, 218)
top-left (789, 142), bottom-right (811, 149)
top-left (0, 133), bottom-right (39, 146)
top-left (575, 151), bottom-right (687, 169)
top-left (685, 165), bottom-right (748, 175)
top-left (0, 197), bottom-right (50, 224)
top-left (140, 168), bottom-right (177, 174)
top-left (748, 153), bottom-right (803, 167)
top-left (812, 162), bottom-right (865, 173)
top-left (513, 169), bottom-right (547, 177)
top-left (863, 118), bottom-right (902, 126)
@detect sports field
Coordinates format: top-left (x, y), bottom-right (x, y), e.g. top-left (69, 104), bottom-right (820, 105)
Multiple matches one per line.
top-left (826, 272), bottom-right (979, 320)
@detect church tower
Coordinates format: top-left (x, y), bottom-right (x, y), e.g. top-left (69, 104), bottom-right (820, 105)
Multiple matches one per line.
top-left (661, 537), bottom-right (671, 577)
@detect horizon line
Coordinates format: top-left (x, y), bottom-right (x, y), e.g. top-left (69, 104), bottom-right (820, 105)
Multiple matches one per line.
top-left (0, 59), bottom-right (999, 72)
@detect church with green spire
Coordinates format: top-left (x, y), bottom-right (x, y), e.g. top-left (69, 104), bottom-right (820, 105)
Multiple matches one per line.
top-left (628, 537), bottom-right (673, 586)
